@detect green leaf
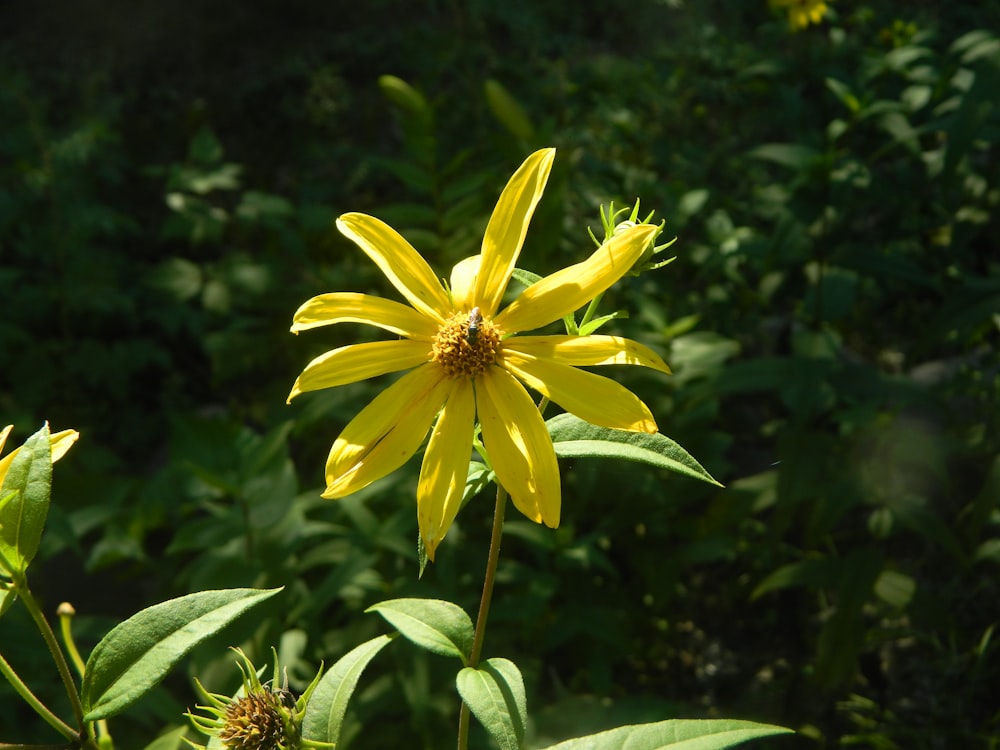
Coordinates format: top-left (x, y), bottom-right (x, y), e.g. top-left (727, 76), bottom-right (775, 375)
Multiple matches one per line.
top-left (141, 724), bottom-right (191, 750)
top-left (873, 569), bottom-right (916, 608)
top-left (367, 598), bottom-right (474, 663)
top-left (456, 658), bottom-right (527, 750)
top-left (484, 79), bottom-right (535, 141)
top-left (302, 634), bottom-right (394, 747)
top-left (463, 460), bottom-right (495, 506)
top-left (751, 557), bottom-right (841, 600)
top-left (537, 719), bottom-right (793, 749)
top-left (748, 143), bottom-right (821, 170)
top-left (547, 414), bottom-right (722, 487)
top-left (578, 311), bottom-right (626, 336)
top-left (81, 587), bottom-right (282, 721)
top-left (0, 424), bottom-right (53, 576)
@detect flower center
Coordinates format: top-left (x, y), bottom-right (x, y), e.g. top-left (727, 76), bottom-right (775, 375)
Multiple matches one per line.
top-left (431, 309), bottom-right (501, 378)
top-left (219, 691), bottom-right (289, 749)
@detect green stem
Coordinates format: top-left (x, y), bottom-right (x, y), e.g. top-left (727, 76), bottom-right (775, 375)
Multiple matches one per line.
top-left (457, 483), bottom-right (509, 750)
top-left (578, 292), bottom-right (604, 331)
top-left (18, 584), bottom-right (86, 730)
top-left (0, 649), bottom-right (78, 741)
top-left (60, 604), bottom-right (113, 749)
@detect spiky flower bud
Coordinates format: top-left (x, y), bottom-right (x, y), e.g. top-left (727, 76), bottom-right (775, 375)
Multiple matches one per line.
top-left (185, 647), bottom-right (330, 750)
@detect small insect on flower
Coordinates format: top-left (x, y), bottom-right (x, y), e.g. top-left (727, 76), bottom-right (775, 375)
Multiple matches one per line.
top-left (466, 306), bottom-right (483, 345)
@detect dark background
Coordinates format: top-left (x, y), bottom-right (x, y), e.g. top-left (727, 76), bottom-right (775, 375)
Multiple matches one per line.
top-left (1, 1), bottom-right (998, 747)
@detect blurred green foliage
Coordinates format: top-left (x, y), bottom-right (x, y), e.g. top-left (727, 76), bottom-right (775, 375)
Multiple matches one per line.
top-left (1, 1), bottom-right (998, 748)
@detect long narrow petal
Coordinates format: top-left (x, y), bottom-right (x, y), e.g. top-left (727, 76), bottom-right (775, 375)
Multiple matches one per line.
top-left (449, 256), bottom-right (481, 314)
top-left (502, 350), bottom-right (658, 433)
top-left (288, 340), bottom-right (431, 403)
top-left (478, 367), bottom-right (560, 527)
top-left (291, 292), bottom-right (439, 339)
top-left (337, 213), bottom-right (452, 322)
top-left (417, 379), bottom-right (476, 560)
top-left (474, 149), bottom-right (555, 316)
top-left (494, 224), bottom-right (658, 334)
top-left (504, 335), bottom-right (671, 374)
top-left (323, 365), bottom-right (450, 498)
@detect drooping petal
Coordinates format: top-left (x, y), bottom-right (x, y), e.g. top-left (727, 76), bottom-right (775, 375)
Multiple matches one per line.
top-left (291, 292), bottom-right (439, 339)
top-left (417, 378), bottom-right (477, 560)
top-left (288, 340), bottom-right (431, 403)
top-left (478, 367), bottom-right (560, 528)
top-left (505, 335), bottom-right (671, 374)
top-left (49, 430), bottom-right (79, 462)
top-left (474, 149), bottom-right (555, 316)
top-left (449, 256), bottom-right (481, 314)
top-left (494, 223), bottom-right (658, 334)
top-left (323, 365), bottom-right (450, 498)
top-left (502, 350), bottom-right (658, 433)
top-left (337, 213), bottom-right (452, 322)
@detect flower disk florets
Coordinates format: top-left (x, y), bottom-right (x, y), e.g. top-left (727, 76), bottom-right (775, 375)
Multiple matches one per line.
top-left (431, 310), bottom-right (501, 378)
top-left (218, 691), bottom-right (292, 750)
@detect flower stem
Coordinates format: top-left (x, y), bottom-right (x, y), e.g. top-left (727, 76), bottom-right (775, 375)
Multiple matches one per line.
top-left (18, 583), bottom-right (86, 730)
top-left (457, 482), bottom-right (509, 750)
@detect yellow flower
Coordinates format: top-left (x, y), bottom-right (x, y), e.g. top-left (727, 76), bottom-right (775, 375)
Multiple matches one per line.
top-left (770, 0), bottom-right (829, 30)
top-left (0, 425), bottom-right (79, 487)
top-left (288, 148), bottom-right (669, 558)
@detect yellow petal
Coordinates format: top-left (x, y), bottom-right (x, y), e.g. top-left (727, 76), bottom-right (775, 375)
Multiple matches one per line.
top-left (449, 256), bottom-right (481, 314)
top-left (291, 292), bottom-right (438, 338)
top-left (0, 425), bottom-right (14, 485)
top-left (474, 149), bottom-right (555, 316)
top-left (323, 365), bottom-right (450, 498)
top-left (50, 430), bottom-right (80, 462)
top-left (494, 223), bottom-right (658, 334)
top-left (417, 379), bottom-right (476, 560)
top-left (337, 213), bottom-right (452, 322)
top-left (478, 367), bottom-right (560, 527)
top-left (502, 350), bottom-right (658, 433)
top-left (0, 427), bottom-right (79, 487)
top-left (288, 340), bottom-right (431, 403)
top-left (504, 335), bottom-right (671, 374)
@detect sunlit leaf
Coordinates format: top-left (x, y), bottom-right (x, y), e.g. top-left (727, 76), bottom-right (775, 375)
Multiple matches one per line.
top-left (457, 658), bottom-right (527, 750)
top-left (302, 635), bottom-right (394, 747)
top-left (547, 414), bottom-right (722, 486)
top-left (82, 587), bottom-right (282, 720)
top-left (537, 718), bottom-right (793, 749)
top-left (367, 598), bottom-right (474, 663)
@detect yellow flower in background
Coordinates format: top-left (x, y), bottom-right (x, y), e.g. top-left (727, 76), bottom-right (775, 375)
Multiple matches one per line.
top-left (770, 0), bottom-right (829, 30)
top-left (288, 148), bottom-right (669, 558)
top-left (0, 425), bottom-right (79, 487)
